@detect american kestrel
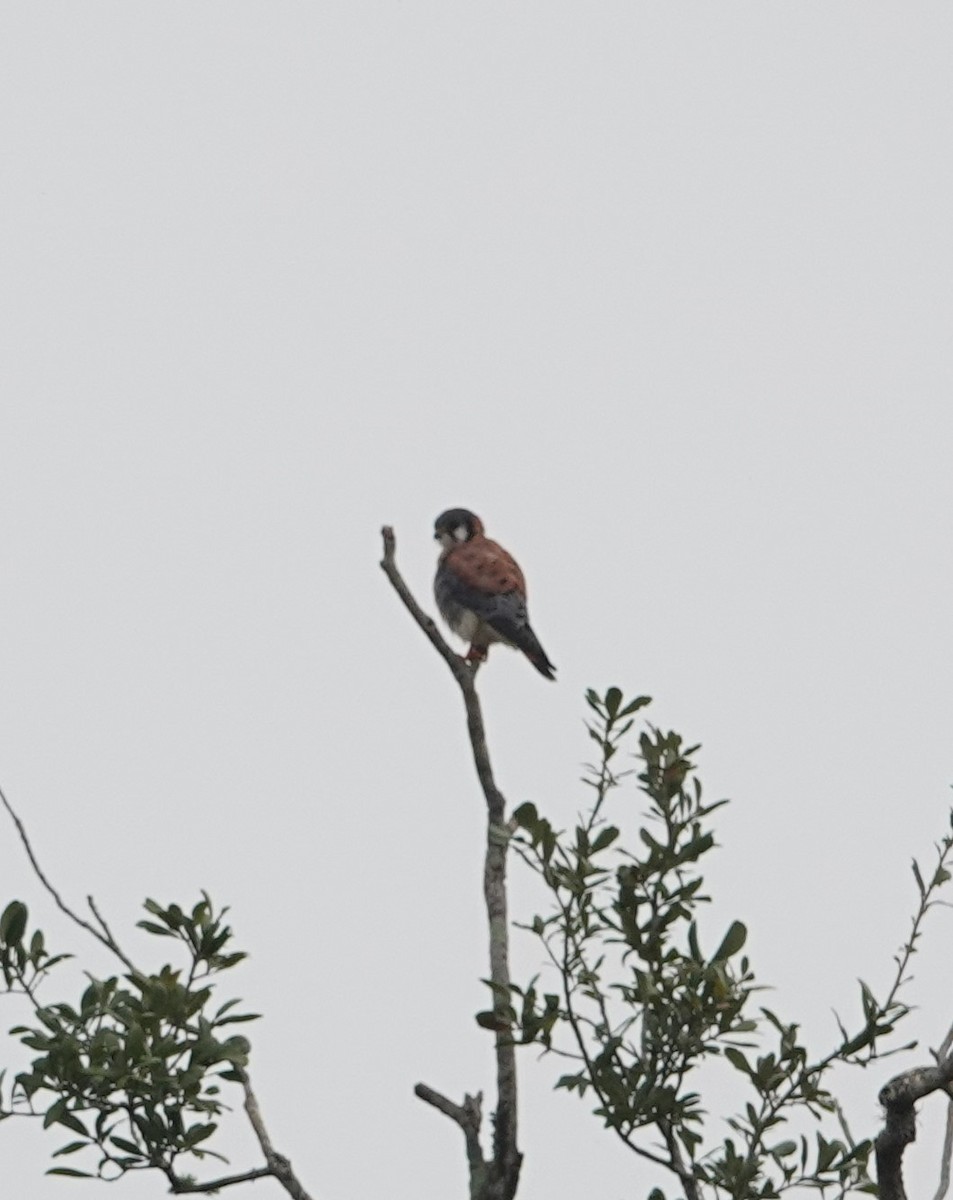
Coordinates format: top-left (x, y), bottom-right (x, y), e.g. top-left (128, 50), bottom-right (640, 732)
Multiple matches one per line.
top-left (433, 508), bottom-right (556, 680)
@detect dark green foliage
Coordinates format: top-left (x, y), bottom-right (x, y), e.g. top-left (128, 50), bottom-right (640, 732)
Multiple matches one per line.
top-left (505, 688), bottom-right (953, 1200)
top-left (0, 894), bottom-right (258, 1183)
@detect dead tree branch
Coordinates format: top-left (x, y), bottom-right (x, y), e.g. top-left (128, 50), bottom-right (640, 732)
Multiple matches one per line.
top-left (167, 1166), bottom-right (273, 1193)
top-left (877, 1050), bottom-right (953, 1200)
top-left (230, 1073), bottom-right (313, 1200)
top-left (415, 1084), bottom-right (486, 1182)
top-left (381, 525), bottom-right (522, 1200)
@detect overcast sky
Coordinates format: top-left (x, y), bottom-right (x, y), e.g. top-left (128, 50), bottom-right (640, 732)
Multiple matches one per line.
top-left (1, 5), bottom-right (952, 1199)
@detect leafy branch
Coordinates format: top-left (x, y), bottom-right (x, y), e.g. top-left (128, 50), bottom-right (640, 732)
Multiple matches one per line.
top-left (0, 784), bottom-right (311, 1198)
top-left (507, 687), bottom-right (952, 1200)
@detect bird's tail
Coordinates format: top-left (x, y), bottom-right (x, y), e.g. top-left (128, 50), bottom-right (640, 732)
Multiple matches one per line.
top-left (519, 630), bottom-right (557, 680)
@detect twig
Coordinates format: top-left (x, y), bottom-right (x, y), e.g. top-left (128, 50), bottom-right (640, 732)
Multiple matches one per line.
top-left (381, 525), bottom-right (522, 1200)
top-left (168, 1166), bottom-right (273, 1193)
top-left (239, 1072), bottom-right (313, 1200)
top-left (415, 1084), bottom-right (485, 1177)
top-left (547, 910), bottom-right (671, 1175)
top-left (936, 1020), bottom-right (953, 1063)
top-left (0, 783), bottom-right (134, 972)
top-left (379, 526), bottom-right (473, 683)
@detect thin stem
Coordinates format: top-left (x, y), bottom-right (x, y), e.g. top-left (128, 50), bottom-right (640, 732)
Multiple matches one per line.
top-left (240, 1072), bottom-right (314, 1200)
top-left (544, 904), bottom-right (670, 1175)
top-left (0, 783), bottom-right (134, 973)
top-left (932, 1101), bottom-right (953, 1200)
top-left (166, 1166), bottom-right (273, 1193)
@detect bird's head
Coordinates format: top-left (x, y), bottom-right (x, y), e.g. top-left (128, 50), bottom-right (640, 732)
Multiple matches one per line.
top-left (434, 508), bottom-right (484, 549)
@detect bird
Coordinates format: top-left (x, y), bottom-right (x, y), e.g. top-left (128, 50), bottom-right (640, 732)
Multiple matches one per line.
top-left (433, 508), bottom-right (556, 680)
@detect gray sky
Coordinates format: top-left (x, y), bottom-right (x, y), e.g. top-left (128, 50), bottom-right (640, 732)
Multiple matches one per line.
top-left (1, 5), bottom-right (951, 1198)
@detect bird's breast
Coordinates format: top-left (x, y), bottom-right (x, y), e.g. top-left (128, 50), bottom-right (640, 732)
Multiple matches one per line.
top-left (435, 566), bottom-right (496, 643)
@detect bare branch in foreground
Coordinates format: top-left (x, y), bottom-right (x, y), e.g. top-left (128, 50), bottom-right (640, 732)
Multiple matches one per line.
top-left (381, 525), bottom-right (522, 1200)
top-left (877, 1051), bottom-right (953, 1200)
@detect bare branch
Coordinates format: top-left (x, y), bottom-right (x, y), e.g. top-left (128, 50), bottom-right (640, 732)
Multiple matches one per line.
top-left (238, 1072), bottom-right (313, 1200)
top-left (380, 525), bottom-right (472, 684)
top-left (415, 1084), bottom-right (485, 1176)
top-left (86, 895), bottom-right (126, 955)
top-left (877, 1051), bottom-right (953, 1200)
top-left (934, 1102), bottom-right (953, 1200)
top-left (381, 525), bottom-right (522, 1200)
top-left (168, 1166), bottom-right (273, 1193)
top-left (933, 1021), bottom-right (953, 1200)
top-left (0, 782), bottom-right (134, 972)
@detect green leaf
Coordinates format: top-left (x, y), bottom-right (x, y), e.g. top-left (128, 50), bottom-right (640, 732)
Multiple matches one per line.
top-left (840, 1027), bottom-right (876, 1056)
top-left (555, 1072), bottom-right (587, 1093)
top-left (43, 1100), bottom-right (67, 1130)
top-left (185, 1122), bottom-right (216, 1146)
top-left (475, 1010), bottom-right (510, 1032)
top-left (136, 921), bottom-right (177, 938)
top-left (220, 1035), bottom-right (250, 1063)
top-left (212, 951), bottom-right (247, 970)
top-left (590, 826), bottom-right (620, 854)
top-left (28, 929), bottom-right (45, 963)
top-left (19, 1034), bottom-right (52, 1051)
top-left (110, 1135), bottom-right (144, 1156)
top-left (724, 1048), bottom-right (752, 1076)
top-left (512, 802), bottom-right (538, 829)
top-left (46, 1168), bottom-right (94, 1178)
top-left (58, 1111), bottom-right (90, 1138)
top-left (712, 921), bottom-right (747, 962)
top-left (186, 986), bottom-right (214, 1016)
top-left (0, 901), bottom-right (28, 944)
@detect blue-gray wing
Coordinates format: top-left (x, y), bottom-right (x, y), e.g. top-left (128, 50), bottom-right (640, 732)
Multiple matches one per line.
top-left (435, 563), bottom-right (556, 679)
